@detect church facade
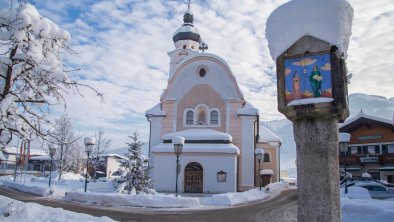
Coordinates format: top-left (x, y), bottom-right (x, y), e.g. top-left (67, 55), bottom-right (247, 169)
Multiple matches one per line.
top-left (145, 10), bottom-right (281, 193)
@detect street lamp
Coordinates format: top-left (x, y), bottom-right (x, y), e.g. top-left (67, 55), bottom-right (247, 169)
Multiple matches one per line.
top-left (255, 148), bottom-right (264, 190)
top-left (84, 137), bottom-right (96, 192)
top-left (14, 153), bottom-right (21, 182)
top-left (339, 132), bottom-right (351, 194)
top-left (48, 144), bottom-right (57, 187)
top-left (173, 136), bottom-right (184, 197)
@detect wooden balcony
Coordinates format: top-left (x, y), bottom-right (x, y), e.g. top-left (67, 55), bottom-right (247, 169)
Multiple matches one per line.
top-left (379, 154), bottom-right (394, 165)
top-left (339, 155), bottom-right (360, 165)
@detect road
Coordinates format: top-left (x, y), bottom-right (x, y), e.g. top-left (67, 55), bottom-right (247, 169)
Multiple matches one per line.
top-left (0, 186), bottom-right (297, 222)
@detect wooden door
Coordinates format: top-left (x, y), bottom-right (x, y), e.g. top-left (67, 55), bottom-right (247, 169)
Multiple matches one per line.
top-left (262, 175), bottom-right (271, 187)
top-left (184, 162), bottom-right (203, 193)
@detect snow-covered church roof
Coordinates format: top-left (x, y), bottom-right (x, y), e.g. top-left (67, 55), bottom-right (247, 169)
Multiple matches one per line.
top-left (152, 143), bottom-right (240, 155)
top-left (266, 0), bottom-right (354, 60)
top-left (258, 126), bottom-right (282, 145)
top-left (162, 129), bottom-right (232, 142)
top-left (237, 102), bottom-right (259, 116)
top-left (145, 103), bottom-right (165, 117)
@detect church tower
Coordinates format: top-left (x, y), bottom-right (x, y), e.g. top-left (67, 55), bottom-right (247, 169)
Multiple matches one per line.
top-left (292, 70), bottom-right (301, 99)
top-left (167, 10), bottom-right (204, 79)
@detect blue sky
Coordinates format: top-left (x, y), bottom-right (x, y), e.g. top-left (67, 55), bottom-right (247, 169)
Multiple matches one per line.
top-left (2, 0), bottom-right (393, 150)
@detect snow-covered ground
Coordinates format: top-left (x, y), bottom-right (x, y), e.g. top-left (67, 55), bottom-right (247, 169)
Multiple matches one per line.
top-left (0, 195), bottom-right (115, 222)
top-left (2, 173), bottom-right (394, 221)
top-left (0, 173), bottom-right (287, 209)
top-left (341, 186), bottom-right (394, 222)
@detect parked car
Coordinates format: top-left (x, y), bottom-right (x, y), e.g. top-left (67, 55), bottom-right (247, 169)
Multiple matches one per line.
top-left (353, 181), bottom-right (394, 199)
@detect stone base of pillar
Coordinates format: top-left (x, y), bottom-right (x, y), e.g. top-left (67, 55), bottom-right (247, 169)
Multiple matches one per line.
top-left (293, 117), bottom-right (340, 222)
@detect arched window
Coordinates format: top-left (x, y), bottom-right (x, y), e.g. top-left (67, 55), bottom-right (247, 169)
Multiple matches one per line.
top-left (263, 153), bottom-right (270, 162)
top-left (186, 111), bottom-right (194, 125)
top-left (210, 110), bottom-right (219, 124)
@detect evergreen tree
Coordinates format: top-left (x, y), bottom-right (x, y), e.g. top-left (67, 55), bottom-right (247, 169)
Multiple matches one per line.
top-left (118, 131), bottom-right (153, 194)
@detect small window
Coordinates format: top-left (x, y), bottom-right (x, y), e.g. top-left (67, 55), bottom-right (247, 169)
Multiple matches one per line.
top-left (183, 45), bottom-right (186, 49)
top-left (263, 153), bottom-right (270, 162)
top-left (186, 111), bottom-right (194, 125)
top-left (388, 144), bottom-right (394, 154)
top-left (199, 68), bottom-right (206, 77)
top-left (210, 110), bottom-right (219, 124)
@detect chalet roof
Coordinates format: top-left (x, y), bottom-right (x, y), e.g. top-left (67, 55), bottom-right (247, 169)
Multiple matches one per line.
top-left (339, 112), bottom-right (394, 132)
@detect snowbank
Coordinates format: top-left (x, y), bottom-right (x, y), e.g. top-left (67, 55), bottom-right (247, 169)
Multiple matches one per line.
top-left (341, 186), bottom-right (371, 199)
top-left (202, 189), bottom-right (268, 206)
top-left (341, 197), bottom-right (394, 222)
top-left (0, 195), bottom-right (114, 222)
top-left (64, 192), bottom-right (201, 208)
top-left (266, 0), bottom-right (354, 60)
top-left (265, 182), bottom-right (287, 193)
top-left (2, 181), bottom-right (52, 197)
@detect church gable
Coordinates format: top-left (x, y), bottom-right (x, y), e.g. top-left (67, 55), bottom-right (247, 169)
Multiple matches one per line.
top-left (176, 84), bottom-right (226, 132)
top-left (161, 55), bottom-right (244, 102)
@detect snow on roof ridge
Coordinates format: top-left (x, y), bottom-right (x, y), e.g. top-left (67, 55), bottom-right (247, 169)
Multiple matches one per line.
top-left (340, 112), bottom-right (392, 128)
top-left (162, 129), bottom-right (232, 142)
top-left (145, 103), bottom-right (165, 116)
top-left (101, 153), bottom-right (128, 159)
top-left (258, 125), bottom-right (282, 143)
top-left (152, 143), bottom-right (240, 155)
top-left (237, 101), bottom-right (259, 115)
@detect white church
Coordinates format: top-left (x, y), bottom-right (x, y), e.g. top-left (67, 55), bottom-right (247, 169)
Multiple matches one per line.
top-left (145, 10), bottom-right (282, 193)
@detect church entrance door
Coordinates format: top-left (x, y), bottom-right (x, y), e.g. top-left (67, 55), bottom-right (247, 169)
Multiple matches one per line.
top-left (184, 162), bottom-right (203, 193)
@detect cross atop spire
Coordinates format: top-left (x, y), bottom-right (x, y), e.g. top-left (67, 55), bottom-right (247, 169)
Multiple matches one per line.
top-left (187, 0), bottom-right (191, 10)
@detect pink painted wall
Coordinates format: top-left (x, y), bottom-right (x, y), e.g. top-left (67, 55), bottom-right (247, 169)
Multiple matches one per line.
top-left (176, 84), bottom-right (226, 132)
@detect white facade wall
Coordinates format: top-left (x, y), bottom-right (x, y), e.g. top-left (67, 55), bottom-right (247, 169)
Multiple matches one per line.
top-left (240, 115), bottom-right (256, 188)
top-left (153, 153), bottom-right (237, 193)
top-left (106, 157), bottom-right (122, 178)
top-left (148, 117), bottom-right (163, 179)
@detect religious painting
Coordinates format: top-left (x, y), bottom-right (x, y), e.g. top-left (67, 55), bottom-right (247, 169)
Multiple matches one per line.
top-left (284, 53), bottom-right (333, 105)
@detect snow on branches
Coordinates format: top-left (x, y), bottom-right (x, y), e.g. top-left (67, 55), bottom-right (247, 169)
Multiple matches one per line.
top-left (118, 131), bottom-right (153, 194)
top-left (0, 4), bottom-right (101, 146)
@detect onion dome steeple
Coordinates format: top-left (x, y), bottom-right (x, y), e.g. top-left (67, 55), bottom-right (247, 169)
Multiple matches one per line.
top-left (172, 10), bottom-right (202, 44)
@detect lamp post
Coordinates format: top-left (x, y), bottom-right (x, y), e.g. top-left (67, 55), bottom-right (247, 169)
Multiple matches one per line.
top-left (255, 148), bottom-right (264, 190)
top-left (14, 153), bottom-right (20, 182)
top-left (84, 137), bottom-right (96, 192)
top-left (48, 144), bottom-right (57, 187)
top-left (339, 133), bottom-right (351, 194)
top-left (173, 136), bottom-right (184, 197)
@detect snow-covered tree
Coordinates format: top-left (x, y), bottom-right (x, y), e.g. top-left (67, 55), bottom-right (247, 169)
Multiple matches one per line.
top-left (52, 113), bottom-right (78, 179)
top-left (0, 3), bottom-right (101, 146)
top-left (118, 131), bottom-right (152, 194)
top-left (91, 129), bottom-right (111, 178)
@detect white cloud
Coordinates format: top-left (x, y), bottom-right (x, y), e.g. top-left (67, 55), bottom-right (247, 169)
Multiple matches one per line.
top-left (4, 0), bottom-right (392, 149)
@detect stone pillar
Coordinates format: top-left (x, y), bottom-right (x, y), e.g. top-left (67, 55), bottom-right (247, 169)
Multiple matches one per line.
top-left (294, 117), bottom-right (340, 222)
